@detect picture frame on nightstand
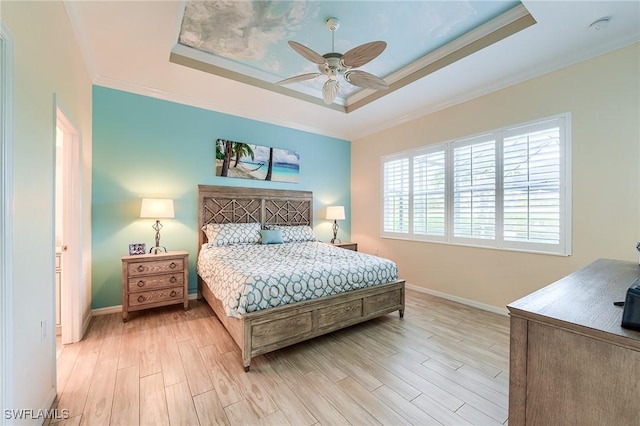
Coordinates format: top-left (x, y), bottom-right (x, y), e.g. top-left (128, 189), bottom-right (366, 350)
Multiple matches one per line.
top-left (128, 243), bottom-right (146, 255)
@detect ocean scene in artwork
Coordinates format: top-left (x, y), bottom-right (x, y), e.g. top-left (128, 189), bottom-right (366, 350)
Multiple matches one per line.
top-left (216, 139), bottom-right (300, 183)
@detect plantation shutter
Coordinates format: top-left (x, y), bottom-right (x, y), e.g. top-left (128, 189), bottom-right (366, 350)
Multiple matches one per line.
top-left (383, 156), bottom-right (410, 234)
top-left (453, 139), bottom-right (496, 240)
top-left (503, 120), bottom-right (562, 246)
top-left (413, 150), bottom-right (446, 236)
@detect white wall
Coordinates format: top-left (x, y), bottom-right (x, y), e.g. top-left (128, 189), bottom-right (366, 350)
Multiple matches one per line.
top-left (2, 0), bottom-right (92, 419)
top-left (352, 43), bottom-right (640, 310)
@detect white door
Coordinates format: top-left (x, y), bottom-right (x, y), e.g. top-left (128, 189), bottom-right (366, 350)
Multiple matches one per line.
top-left (55, 107), bottom-right (83, 345)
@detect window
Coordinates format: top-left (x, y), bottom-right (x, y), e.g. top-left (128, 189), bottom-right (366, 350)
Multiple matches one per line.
top-left (381, 114), bottom-right (571, 255)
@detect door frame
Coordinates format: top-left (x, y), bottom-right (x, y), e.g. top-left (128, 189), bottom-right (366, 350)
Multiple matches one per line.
top-left (55, 102), bottom-right (83, 345)
top-left (0, 19), bottom-right (15, 420)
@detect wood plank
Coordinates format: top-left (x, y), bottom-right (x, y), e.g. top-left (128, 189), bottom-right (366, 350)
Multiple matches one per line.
top-left (371, 385), bottom-right (442, 425)
top-left (192, 389), bottom-right (229, 426)
top-left (139, 373), bottom-right (169, 426)
top-left (56, 342), bottom-right (82, 394)
top-left (303, 370), bottom-right (381, 425)
top-left (165, 381), bottom-right (199, 426)
top-left (57, 351), bottom-right (99, 418)
top-left (158, 332), bottom-right (187, 387)
top-left (456, 403), bottom-right (505, 426)
top-left (199, 344), bottom-right (243, 407)
top-left (79, 357), bottom-right (117, 426)
top-left (117, 329), bottom-right (140, 370)
top-left (336, 377), bottom-right (410, 425)
top-left (110, 366), bottom-right (139, 426)
top-left (139, 325), bottom-right (162, 378)
top-left (265, 354), bottom-right (351, 425)
top-left (251, 356), bottom-right (317, 426)
top-left (411, 393), bottom-right (473, 426)
top-left (219, 351), bottom-right (278, 418)
top-left (223, 400), bottom-right (260, 426)
top-left (178, 339), bottom-right (214, 396)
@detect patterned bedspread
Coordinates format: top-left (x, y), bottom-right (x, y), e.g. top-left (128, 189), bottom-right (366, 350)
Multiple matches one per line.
top-left (197, 242), bottom-right (398, 318)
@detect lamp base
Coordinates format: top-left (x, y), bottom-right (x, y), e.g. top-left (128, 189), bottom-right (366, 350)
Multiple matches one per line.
top-left (150, 220), bottom-right (167, 254)
top-left (149, 246), bottom-right (167, 254)
top-left (330, 220), bottom-right (341, 244)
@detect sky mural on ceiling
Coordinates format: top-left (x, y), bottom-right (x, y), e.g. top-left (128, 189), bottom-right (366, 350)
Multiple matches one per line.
top-left (178, 0), bottom-right (521, 99)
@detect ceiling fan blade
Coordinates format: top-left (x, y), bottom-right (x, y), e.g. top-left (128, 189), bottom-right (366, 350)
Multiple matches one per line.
top-left (274, 73), bottom-right (321, 86)
top-left (344, 70), bottom-right (389, 90)
top-left (322, 79), bottom-right (339, 104)
top-left (341, 41), bottom-right (387, 68)
top-left (288, 41), bottom-right (326, 65)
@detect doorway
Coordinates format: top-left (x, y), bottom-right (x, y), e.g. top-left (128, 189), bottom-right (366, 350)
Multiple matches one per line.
top-left (55, 106), bottom-right (83, 346)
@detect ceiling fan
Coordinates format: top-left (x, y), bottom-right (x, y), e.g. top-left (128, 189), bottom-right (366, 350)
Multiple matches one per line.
top-left (275, 17), bottom-right (389, 105)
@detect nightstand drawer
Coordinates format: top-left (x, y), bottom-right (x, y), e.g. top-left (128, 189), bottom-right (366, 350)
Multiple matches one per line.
top-left (128, 287), bottom-right (184, 308)
top-left (128, 258), bottom-right (184, 276)
top-left (128, 273), bottom-right (184, 293)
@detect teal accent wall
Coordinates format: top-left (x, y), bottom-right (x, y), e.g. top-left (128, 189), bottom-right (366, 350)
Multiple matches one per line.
top-left (92, 86), bottom-right (351, 309)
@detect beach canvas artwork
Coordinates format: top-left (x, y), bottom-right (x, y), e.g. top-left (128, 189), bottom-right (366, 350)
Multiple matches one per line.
top-left (215, 139), bottom-right (300, 183)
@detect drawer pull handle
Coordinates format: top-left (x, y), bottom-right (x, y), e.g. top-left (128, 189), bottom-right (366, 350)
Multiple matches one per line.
top-left (137, 265), bottom-right (145, 272)
top-left (137, 295), bottom-right (145, 303)
top-left (170, 276), bottom-right (177, 283)
top-left (169, 262), bottom-right (177, 269)
top-left (170, 291), bottom-right (177, 297)
top-left (137, 280), bottom-right (145, 287)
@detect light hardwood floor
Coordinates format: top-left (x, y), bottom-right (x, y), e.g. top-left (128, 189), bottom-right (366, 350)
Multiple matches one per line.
top-left (49, 290), bottom-right (510, 425)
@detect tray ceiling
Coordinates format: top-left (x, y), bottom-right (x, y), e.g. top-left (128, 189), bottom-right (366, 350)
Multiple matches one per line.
top-left (170, 0), bottom-right (533, 112)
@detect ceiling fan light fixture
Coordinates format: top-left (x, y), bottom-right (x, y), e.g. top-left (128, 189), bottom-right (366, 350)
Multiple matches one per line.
top-left (275, 16), bottom-right (388, 105)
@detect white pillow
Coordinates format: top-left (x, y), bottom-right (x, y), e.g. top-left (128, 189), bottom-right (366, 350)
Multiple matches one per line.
top-left (202, 222), bottom-right (261, 246)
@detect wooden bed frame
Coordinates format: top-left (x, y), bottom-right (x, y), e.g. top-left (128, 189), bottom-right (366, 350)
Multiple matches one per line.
top-left (197, 185), bottom-right (405, 371)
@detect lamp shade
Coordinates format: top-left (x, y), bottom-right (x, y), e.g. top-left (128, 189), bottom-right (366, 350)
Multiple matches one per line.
top-left (140, 198), bottom-right (175, 219)
top-left (326, 205), bottom-right (345, 221)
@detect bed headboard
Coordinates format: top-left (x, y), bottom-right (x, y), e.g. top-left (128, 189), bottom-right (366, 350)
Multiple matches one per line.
top-left (197, 185), bottom-right (313, 248)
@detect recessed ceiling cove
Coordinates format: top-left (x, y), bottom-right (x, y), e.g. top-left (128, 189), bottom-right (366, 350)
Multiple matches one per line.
top-left (170, 0), bottom-right (534, 113)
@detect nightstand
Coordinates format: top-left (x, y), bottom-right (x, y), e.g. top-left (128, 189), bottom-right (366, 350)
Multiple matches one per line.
top-left (121, 250), bottom-right (189, 321)
top-left (331, 241), bottom-right (358, 251)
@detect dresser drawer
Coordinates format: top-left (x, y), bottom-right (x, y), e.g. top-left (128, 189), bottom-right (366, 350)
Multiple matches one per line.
top-left (128, 287), bottom-right (184, 308)
top-left (128, 258), bottom-right (184, 276)
top-left (128, 273), bottom-right (184, 293)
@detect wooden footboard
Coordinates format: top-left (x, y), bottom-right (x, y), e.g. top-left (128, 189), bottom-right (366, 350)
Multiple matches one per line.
top-left (200, 277), bottom-right (405, 371)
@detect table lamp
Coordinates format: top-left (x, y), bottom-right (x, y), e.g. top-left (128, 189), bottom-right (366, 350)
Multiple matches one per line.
top-left (326, 205), bottom-right (345, 244)
top-left (140, 198), bottom-right (174, 254)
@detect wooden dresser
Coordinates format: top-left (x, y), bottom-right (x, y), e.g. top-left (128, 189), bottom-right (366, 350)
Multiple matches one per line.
top-left (507, 259), bottom-right (640, 425)
top-left (121, 250), bottom-right (189, 321)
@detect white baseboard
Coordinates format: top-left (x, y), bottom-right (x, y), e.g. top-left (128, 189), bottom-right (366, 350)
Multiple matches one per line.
top-left (405, 283), bottom-right (509, 316)
top-left (92, 293), bottom-right (200, 316)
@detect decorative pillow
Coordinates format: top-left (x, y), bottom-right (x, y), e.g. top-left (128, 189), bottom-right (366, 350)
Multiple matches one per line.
top-left (260, 229), bottom-right (284, 245)
top-left (269, 225), bottom-right (318, 243)
top-left (202, 222), bottom-right (261, 246)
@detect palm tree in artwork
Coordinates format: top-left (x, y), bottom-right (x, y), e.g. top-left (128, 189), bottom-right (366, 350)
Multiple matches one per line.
top-left (265, 147), bottom-right (274, 181)
top-left (232, 143), bottom-right (255, 167)
top-left (220, 139), bottom-right (233, 177)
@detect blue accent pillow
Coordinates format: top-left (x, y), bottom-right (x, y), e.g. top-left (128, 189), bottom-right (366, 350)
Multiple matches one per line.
top-left (261, 229), bottom-right (284, 245)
